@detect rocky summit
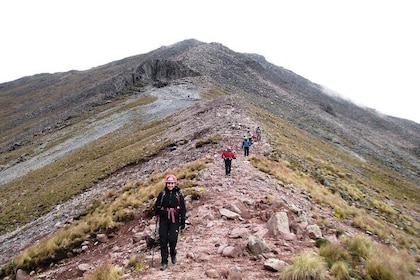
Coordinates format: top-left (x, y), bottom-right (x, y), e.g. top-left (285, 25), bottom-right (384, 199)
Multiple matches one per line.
top-left (0, 39), bottom-right (419, 279)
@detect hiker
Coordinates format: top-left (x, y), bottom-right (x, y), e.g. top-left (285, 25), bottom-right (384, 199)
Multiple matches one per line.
top-left (221, 146), bottom-right (236, 176)
top-left (247, 130), bottom-right (253, 144)
top-left (242, 137), bottom-right (250, 157)
top-left (256, 126), bottom-right (262, 141)
top-left (252, 132), bottom-right (257, 142)
top-left (153, 174), bottom-right (186, 271)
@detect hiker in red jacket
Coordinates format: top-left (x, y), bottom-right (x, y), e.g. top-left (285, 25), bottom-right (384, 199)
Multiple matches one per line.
top-left (221, 146), bottom-right (236, 176)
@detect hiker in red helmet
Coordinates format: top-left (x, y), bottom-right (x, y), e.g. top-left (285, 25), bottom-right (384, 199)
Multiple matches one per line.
top-left (221, 146), bottom-right (236, 176)
top-left (153, 174), bottom-right (186, 271)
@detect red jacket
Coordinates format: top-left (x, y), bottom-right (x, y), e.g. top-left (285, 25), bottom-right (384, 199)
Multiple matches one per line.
top-left (222, 150), bottom-right (236, 160)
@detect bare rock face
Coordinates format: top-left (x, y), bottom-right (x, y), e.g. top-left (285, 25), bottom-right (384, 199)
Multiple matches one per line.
top-left (135, 59), bottom-right (200, 82)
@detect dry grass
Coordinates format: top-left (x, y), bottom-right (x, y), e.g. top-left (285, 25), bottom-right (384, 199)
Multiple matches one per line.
top-left (0, 117), bottom-right (172, 234)
top-left (201, 86), bottom-right (227, 98)
top-left (279, 253), bottom-right (328, 280)
top-left (318, 234), bottom-right (417, 279)
top-left (247, 107), bottom-right (419, 252)
top-left (2, 159), bottom-right (209, 275)
top-left (330, 261), bottom-right (351, 280)
top-left (83, 261), bottom-right (123, 280)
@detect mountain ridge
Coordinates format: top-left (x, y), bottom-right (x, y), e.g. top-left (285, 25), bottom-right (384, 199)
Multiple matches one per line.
top-left (1, 39), bottom-right (418, 180)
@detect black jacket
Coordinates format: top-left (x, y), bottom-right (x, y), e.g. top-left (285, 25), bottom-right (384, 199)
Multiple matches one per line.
top-left (154, 186), bottom-right (186, 225)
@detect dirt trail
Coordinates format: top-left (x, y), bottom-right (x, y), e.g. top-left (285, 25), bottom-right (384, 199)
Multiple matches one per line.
top-left (144, 126), bottom-right (312, 280)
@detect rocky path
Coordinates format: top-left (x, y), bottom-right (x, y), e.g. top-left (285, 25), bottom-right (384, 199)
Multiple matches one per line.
top-left (141, 128), bottom-right (320, 280)
top-left (36, 121), bottom-right (337, 280)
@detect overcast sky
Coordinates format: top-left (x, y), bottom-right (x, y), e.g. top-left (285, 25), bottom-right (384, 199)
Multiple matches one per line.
top-left (1, 0), bottom-right (419, 123)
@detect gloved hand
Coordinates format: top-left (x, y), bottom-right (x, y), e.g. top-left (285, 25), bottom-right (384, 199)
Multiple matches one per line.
top-left (179, 223), bottom-right (185, 230)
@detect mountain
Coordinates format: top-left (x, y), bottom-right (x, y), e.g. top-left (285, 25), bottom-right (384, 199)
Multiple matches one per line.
top-left (0, 39), bottom-right (419, 279)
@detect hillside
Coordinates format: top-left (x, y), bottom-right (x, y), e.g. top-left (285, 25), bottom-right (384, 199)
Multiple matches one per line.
top-left (0, 39), bottom-right (419, 279)
top-left (12, 96), bottom-right (365, 279)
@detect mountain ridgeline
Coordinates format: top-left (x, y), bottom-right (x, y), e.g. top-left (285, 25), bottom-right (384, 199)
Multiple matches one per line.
top-left (1, 39), bottom-right (418, 181)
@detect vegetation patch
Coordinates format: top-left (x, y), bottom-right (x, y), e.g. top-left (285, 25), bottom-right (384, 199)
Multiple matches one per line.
top-left (1, 158), bottom-right (209, 277)
top-left (279, 253), bottom-right (328, 280)
top-left (0, 117), bottom-right (172, 234)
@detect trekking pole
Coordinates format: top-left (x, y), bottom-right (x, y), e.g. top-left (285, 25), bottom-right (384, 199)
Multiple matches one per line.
top-left (151, 245), bottom-right (155, 267)
top-left (151, 218), bottom-right (159, 267)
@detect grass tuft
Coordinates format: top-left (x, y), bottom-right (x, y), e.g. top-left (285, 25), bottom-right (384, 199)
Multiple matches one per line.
top-left (83, 261), bottom-right (123, 280)
top-left (279, 253), bottom-right (328, 280)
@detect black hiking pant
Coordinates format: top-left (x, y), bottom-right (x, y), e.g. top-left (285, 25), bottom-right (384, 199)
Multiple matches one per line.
top-left (244, 147), bottom-right (249, 156)
top-left (159, 218), bottom-right (180, 264)
top-left (224, 158), bottom-right (232, 175)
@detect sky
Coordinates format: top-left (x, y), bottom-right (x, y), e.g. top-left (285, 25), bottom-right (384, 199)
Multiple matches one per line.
top-left (1, 1), bottom-right (419, 123)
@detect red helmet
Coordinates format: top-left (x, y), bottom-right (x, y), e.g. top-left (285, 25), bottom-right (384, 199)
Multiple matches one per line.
top-left (165, 174), bottom-right (178, 184)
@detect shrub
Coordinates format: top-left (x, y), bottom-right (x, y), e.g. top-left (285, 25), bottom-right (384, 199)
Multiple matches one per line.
top-left (319, 241), bottom-right (351, 267)
top-left (365, 244), bottom-right (416, 280)
top-left (331, 261), bottom-right (351, 280)
top-left (365, 258), bottom-right (395, 280)
top-left (83, 261), bottom-right (122, 280)
top-left (342, 234), bottom-right (372, 260)
top-left (279, 253), bottom-right (328, 280)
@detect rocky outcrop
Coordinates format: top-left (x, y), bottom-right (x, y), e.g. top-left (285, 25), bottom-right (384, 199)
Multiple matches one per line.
top-left (134, 59), bottom-right (200, 82)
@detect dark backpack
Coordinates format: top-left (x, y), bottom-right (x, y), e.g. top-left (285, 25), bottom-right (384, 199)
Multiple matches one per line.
top-left (159, 188), bottom-right (182, 209)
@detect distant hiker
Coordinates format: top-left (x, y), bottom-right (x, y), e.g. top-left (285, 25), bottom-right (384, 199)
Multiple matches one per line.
top-left (221, 146), bottom-right (236, 176)
top-left (153, 175), bottom-right (186, 271)
top-left (256, 126), bottom-right (262, 142)
top-left (247, 130), bottom-right (253, 144)
top-left (252, 132), bottom-right (257, 142)
top-left (242, 137), bottom-right (251, 157)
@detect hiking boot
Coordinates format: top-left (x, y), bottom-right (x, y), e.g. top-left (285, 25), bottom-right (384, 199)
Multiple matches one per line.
top-left (171, 255), bottom-right (177, 264)
top-left (160, 263), bottom-right (167, 271)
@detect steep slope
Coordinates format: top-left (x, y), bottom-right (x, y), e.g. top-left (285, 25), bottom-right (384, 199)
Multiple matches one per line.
top-left (7, 96), bottom-right (366, 279)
